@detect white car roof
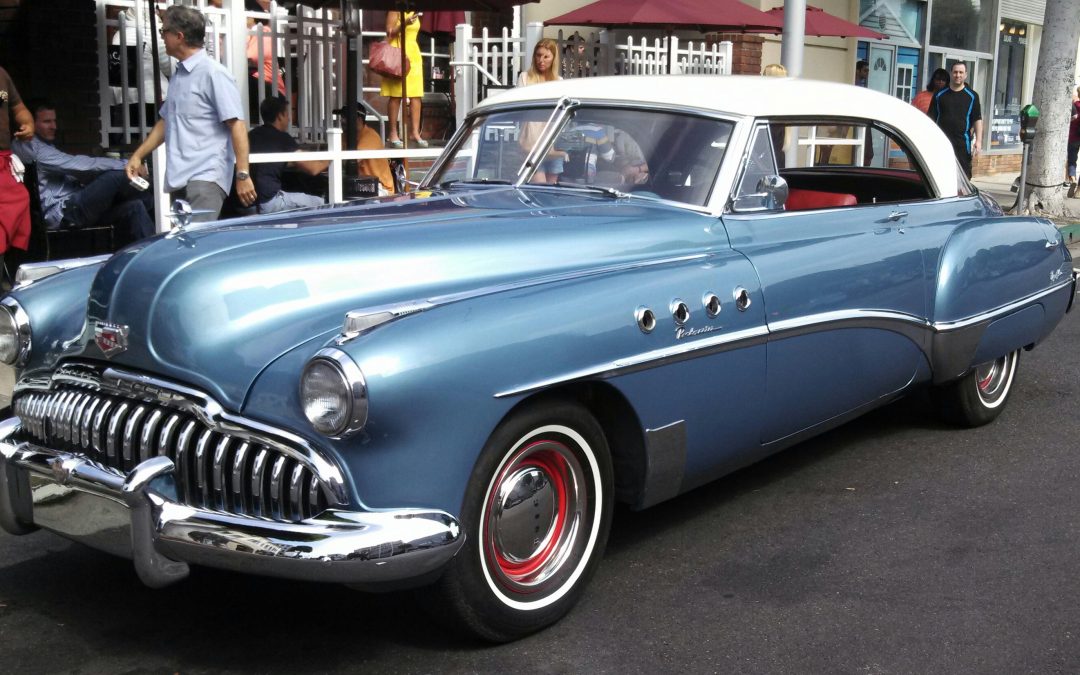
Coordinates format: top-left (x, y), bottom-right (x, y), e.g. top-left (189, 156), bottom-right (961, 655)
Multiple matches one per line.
top-left (479, 76), bottom-right (960, 198)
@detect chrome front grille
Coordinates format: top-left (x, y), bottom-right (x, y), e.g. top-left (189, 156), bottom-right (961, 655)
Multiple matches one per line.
top-left (13, 386), bottom-right (332, 523)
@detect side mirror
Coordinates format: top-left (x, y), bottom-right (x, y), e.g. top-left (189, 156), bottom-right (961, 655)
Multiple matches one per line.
top-left (731, 174), bottom-right (788, 212)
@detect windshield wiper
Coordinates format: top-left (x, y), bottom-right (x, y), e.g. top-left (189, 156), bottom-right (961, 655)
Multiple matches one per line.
top-left (552, 183), bottom-right (631, 199)
top-left (438, 178), bottom-right (514, 188)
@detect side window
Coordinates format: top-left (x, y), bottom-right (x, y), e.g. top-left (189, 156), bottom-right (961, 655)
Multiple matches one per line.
top-left (766, 119), bottom-right (934, 208)
top-left (733, 126), bottom-right (780, 210)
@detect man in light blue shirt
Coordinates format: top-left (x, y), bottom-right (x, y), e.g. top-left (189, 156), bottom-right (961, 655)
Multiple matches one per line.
top-left (125, 5), bottom-right (256, 222)
top-left (13, 101), bottom-right (154, 243)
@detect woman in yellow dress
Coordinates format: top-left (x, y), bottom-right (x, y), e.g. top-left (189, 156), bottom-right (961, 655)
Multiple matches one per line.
top-left (380, 11), bottom-right (426, 148)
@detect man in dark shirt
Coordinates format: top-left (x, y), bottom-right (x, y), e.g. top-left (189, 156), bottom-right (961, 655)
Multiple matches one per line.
top-left (928, 62), bottom-right (983, 178)
top-left (248, 97), bottom-right (328, 214)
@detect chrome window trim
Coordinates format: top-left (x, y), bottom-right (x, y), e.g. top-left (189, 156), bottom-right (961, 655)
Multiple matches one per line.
top-left (304, 348), bottom-right (369, 440)
top-left (13, 363), bottom-right (350, 506)
top-left (0, 297), bottom-right (31, 366)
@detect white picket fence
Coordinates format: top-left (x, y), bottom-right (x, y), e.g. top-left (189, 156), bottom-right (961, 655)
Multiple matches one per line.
top-left (453, 23), bottom-right (732, 120)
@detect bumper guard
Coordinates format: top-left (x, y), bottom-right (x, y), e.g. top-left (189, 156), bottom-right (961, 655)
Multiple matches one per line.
top-left (0, 417), bottom-right (463, 589)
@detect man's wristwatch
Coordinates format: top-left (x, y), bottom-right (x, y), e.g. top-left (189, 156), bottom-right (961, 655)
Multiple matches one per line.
top-left (236, 170), bottom-right (250, 181)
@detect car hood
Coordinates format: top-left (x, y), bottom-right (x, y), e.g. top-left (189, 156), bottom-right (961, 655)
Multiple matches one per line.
top-left (81, 188), bottom-right (718, 409)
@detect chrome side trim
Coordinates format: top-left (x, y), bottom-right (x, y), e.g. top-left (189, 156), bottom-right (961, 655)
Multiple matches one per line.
top-left (931, 279), bottom-right (1074, 331)
top-left (495, 325), bottom-right (770, 398)
top-left (336, 253), bottom-right (711, 344)
top-left (12, 254), bottom-right (111, 287)
top-left (495, 284), bottom-right (1072, 399)
top-left (13, 364), bottom-right (350, 507)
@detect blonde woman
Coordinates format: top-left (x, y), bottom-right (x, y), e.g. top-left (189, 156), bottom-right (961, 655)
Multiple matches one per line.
top-left (762, 63), bottom-right (787, 77)
top-left (518, 38), bottom-right (561, 86)
top-left (518, 39), bottom-right (565, 182)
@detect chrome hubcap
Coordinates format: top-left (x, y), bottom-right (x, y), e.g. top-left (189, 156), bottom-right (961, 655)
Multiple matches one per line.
top-left (975, 351), bottom-right (1015, 406)
top-left (484, 439), bottom-right (586, 594)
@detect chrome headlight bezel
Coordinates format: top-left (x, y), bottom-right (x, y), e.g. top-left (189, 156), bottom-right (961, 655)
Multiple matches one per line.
top-left (300, 348), bottom-right (368, 439)
top-left (0, 296), bottom-right (31, 366)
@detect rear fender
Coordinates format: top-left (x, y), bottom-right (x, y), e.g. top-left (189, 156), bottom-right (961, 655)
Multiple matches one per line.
top-left (930, 217), bottom-right (1071, 382)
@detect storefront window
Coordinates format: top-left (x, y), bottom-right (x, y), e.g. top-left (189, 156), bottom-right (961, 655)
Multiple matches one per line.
top-left (929, 0), bottom-right (995, 54)
top-left (991, 21), bottom-right (1028, 151)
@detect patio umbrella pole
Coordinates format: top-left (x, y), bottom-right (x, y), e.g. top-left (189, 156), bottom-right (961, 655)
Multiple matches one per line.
top-left (400, 10), bottom-right (407, 151)
top-left (147, 0), bottom-right (162, 113)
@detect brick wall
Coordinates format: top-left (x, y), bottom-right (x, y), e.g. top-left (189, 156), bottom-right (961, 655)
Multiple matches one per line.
top-left (711, 33), bottom-right (764, 76)
top-left (0, 0), bottom-right (102, 154)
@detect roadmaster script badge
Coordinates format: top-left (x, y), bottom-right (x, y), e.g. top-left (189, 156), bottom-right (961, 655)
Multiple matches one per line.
top-left (94, 322), bottom-right (129, 357)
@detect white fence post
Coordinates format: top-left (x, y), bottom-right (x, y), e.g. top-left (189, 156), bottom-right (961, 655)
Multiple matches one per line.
top-left (327, 127), bottom-right (344, 204)
top-left (524, 21), bottom-right (543, 73)
top-left (454, 23), bottom-right (472, 126)
top-left (721, 41), bottom-right (733, 75)
top-left (152, 145), bottom-right (168, 233)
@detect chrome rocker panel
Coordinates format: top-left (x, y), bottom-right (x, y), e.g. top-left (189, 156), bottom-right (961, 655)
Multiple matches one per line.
top-left (0, 418), bottom-right (463, 589)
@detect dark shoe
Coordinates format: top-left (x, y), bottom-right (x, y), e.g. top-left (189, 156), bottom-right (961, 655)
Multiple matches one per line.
top-left (1069, 182), bottom-right (1077, 200)
top-left (60, 200), bottom-right (87, 229)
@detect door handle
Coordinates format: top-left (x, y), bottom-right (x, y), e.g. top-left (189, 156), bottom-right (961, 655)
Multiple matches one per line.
top-left (887, 211), bottom-right (908, 222)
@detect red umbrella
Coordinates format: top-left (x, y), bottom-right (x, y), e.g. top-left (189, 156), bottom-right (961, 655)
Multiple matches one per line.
top-left (764, 5), bottom-right (886, 39)
top-left (545, 0), bottom-right (783, 34)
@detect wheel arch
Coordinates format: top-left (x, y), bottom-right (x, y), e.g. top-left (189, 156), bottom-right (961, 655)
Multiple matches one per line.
top-left (494, 380), bottom-right (649, 510)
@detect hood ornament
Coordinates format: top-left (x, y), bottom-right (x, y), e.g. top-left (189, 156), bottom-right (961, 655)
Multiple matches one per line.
top-left (94, 322), bottom-right (129, 358)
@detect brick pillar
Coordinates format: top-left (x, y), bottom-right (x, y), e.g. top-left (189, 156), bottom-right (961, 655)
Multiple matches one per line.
top-left (710, 33), bottom-right (764, 75)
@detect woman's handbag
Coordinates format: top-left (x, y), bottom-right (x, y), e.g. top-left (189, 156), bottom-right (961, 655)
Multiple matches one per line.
top-left (369, 41), bottom-right (410, 79)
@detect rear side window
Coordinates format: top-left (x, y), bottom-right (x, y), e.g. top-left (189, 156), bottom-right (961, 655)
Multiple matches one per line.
top-left (765, 119), bottom-right (935, 207)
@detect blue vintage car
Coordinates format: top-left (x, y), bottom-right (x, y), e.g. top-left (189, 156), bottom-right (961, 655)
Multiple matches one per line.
top-left (0, 77), bottom-right (1073, 641)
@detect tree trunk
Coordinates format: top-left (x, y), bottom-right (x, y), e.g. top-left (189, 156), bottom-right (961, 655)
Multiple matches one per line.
top-left (1024, 0), bottom-right (1080, 215)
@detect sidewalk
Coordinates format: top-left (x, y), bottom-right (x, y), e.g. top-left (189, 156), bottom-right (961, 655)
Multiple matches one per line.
top-left (971, 172), bottom-right (1080, 225)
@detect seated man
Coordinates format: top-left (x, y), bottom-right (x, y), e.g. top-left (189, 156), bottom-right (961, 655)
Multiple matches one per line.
top-left (248, 96), bottom-right (329, 213)
top-left (607, 127), bottom-right (648, 185)
top-left (12, 100), bottom-right (154, 244)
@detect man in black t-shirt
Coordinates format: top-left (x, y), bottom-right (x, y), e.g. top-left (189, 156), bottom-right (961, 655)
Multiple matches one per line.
top-left (928, 62), bottom-right (983, 178)
top-left (248, 97), bottom-right (329, 213)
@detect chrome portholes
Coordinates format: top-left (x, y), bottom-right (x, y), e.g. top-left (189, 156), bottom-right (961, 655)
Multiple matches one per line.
top-left (734, 287), bottom-right (752, 312)
top-left (670, 299), bottom-right (690, 326)
top-left (702, 292), bottom-right (721, 318)
top-left (635, 306), bottom-right (656, 334)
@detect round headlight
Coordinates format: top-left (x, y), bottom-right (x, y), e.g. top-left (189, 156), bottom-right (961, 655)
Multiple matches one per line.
top-left (300, 349), bottom-right (367, 438)
top-left (0, 307), bottom-right (18, 365)
top-left (0, 299), bottom-right (29, 366)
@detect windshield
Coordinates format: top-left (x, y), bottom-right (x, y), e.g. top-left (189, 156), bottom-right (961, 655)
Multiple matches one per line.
top-left (426, 105), bottom-right (735, 207)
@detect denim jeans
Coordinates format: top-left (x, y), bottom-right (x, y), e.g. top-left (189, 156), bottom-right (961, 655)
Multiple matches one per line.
top-left (64, 170), bottom-right (155, 243)
top-left (258, 190), bottom-right (324, 214)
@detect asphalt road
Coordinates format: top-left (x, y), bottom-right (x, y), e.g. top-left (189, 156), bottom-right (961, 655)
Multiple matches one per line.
top-left (2, 311), bottom-right (1080, 673)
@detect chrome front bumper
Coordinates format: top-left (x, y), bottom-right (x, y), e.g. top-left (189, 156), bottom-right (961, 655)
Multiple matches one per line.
top-left (0, 418), bottom-right (463, 589)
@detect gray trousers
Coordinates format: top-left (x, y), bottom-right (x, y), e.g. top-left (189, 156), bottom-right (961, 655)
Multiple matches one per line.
top-left (171, 180), bottom-right (226, 223)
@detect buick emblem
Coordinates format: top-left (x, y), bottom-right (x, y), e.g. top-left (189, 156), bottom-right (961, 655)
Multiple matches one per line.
top-left (94, 322), bottom-right (129, 357)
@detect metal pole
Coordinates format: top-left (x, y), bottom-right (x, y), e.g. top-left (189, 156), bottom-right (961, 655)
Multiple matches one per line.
top-left (146, 0), bottom-right (162, 113)
top-left (780, 0), bottom-right (806, 78)
top-left (1017, 142), bottom-right (1030, 215)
